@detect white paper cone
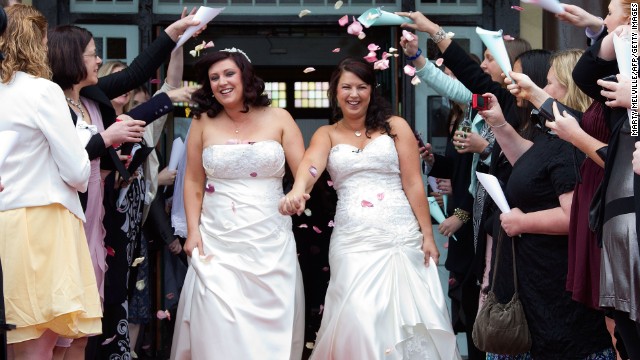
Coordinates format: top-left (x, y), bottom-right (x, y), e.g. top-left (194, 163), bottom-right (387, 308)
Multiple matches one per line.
top-left (174, 7), bottom-right (225, 51)
top-left (521, 0), bottom-right (563, 14)
top-left (476, 27), bottom-right (512, 81)
top-left (428, 196), bottom-right (457, 241)
top-left (476, 171), bottom-right (511, 213)
top-left (167, 137), bottom-right (185, 171)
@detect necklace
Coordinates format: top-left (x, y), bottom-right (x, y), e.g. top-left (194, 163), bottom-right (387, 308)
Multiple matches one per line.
top-left (66, 97), bottom-right (86, 120)
top-left (340, 120), bottom-right (364, 137)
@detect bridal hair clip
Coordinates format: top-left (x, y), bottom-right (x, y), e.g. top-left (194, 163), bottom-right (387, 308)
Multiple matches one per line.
top-left (221, 47), bottom-right (251, 63)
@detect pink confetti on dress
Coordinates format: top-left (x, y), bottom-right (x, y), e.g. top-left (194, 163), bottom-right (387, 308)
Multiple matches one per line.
top-left (319, 304), bottom-right (325, 314)
top-left (435, 58), bottom-right (444, 67)
top-left (205, 183), bottom-right (215, 193)
top-left (232, 201), bottom-right (236, 214)
top-left (313, 226), bottom-right (322, 234)
top-left (327, 180), bottom-right (334, 187)
top-left (106, 246), bottom-right (115, 257)
top-left (511, 5), bottom-right (524, 11)
top-left (364, 51), bottom-right (378, 63)
top-left (403, 64), bottom-right (416, 76)
top-left (328, 220), bottom-right (335, 227)
top-left (361, 200), bottom-right (374, 207)
top-left (377, 193), bottom-right (384, 201)
top-left (332, 48), bottom-right (341, 53)
top-left (309, 165), bottom-right (318, 177)
top-left (338, 15), bottom-right (349, 26)
top-left (347, 18), bottom-right (363, 36)
top-left (298, 224), bottom-right (308, 228)
top-left (322, 266), bottom-right (329, 272)
top-left (250, 172), bottom-right (257, 177)
top-left (101, 335), bottom-right (117, 345)
top-left (373, 59), bottom-right (389, 70)
top-left (402, 30), bottom-right (415, 42)
top-left (367, 43), bottom-right (380, 51)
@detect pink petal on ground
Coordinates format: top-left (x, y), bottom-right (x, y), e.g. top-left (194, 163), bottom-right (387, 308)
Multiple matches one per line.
top-left (298, 224), bottom-right (308, 228)
top-left (435, 58), bottom-right (444, 67)
top-left (373, 59), bottom-right (389, 70)
top-left (313, 226), bottom-right (322, 233)
top-left (332, 48), bottom-right (341, 53)
top-left (367, 43), bottom-right (380, 51)
top-left (205, 183), bottom-right (215, 193)
top-left (328, 220), bottom-right (335, 227)
top-left (402, 30), bottom-right (415, 42)
top-left (503, 35), bottom-right (515, 41)
top-left (327, 180), bottom-right (334, 187)
top-left (338, 15), bottom-right (349, 27)
top-left (101, 335), bottom-right (117, 345)
top-left (377, 193), bottom-right (384, 201)
top-left (361, 200), bottom-right (374, 207)
top-left (347, 18), bottom-right (363, 36)
top-left (150, 78), bottom-right (161, 84)
top-left (106, 246), bottom-right (115, 257)
top-left (363, 51), bottom-right (378, 63)
top-left (403, 64), bottom-right (416, 76)
top-left (309, 166), bottom-right (318, 177)
top-left (511, 5), bottom-right (524, 11)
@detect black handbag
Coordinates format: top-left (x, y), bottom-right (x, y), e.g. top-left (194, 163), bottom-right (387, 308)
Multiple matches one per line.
top-left (472, 228), bottom-right (532, 355)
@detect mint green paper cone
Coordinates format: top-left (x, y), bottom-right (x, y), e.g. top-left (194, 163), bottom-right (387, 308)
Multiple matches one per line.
top-left (357, 8), bottom-right (412, 28)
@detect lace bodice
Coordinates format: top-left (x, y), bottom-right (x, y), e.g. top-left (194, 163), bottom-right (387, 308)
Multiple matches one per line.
top-left (327, 135), bottom-right (418, 231)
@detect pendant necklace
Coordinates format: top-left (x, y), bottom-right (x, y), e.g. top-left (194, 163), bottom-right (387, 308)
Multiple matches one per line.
top-left (340, 120), bottom-right (364, 137)
top-left (66, 97), bottom-right (86, 119)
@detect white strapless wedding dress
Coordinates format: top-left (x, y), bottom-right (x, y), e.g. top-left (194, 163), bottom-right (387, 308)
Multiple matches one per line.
top-left (171, 140), bottom-right (305, 360)
top-left (310, 135), bottom-right (459, 360)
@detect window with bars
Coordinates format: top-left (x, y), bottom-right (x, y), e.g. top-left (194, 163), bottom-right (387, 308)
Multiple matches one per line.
top-left (264, 82), bottom-right (288, 108)
top-left (71, 0), bottom-right (139, 13)
top-left (80, 25), bottom-right (139, 65)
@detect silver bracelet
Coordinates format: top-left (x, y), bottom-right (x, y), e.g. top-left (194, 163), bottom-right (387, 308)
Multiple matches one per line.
top-left (430, 27), bottom-right (447, 44)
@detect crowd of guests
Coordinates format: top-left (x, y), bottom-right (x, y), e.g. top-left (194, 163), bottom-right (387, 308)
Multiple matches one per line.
top-left (0, 0), bottom-right (637, 359)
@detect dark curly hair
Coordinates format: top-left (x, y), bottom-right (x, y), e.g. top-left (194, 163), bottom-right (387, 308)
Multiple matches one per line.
top-left (191, 50), bottom-right (270, 119)
top-left (328, 57), bottom-right (394, 138)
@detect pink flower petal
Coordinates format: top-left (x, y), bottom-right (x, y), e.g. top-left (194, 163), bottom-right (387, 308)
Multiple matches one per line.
top-left (166, 292), bottom-right (175, 300)
top-left (363, 51), bottom-right (378, 63)
top-left (411, 76), bottom-right (421, 85)
top-left (204, 41), bottom-right (215, 48)
top-left (101, 335), bottom-right (117, 345)
top-left (503, 35), bottom-right (515, 41)
top-left (402, 30), bottom-right (415, 42)
top-left (309, 166), bottom-right (318, 177)
top-left (327, 180), bottom-right (334, 187)
top-left (361, 200), bottom-right (374, 207)
top-left (403, 64), bottom-right (416, 77)
top-left (377, 193), bottom-right (384, 201)
top-left (338, 15), bottom-right (349, 27)
top-left (328, 220), bottom-right (335, 227)
top-left (150, 78), bottom-right (161, 84)
top-left (511, 5), bottom-right (524, 11)
top-left (298, 9), bottom-right (311, 17)
top-left (381, 52), bottom-right (391, 60)
top-left (106, 246), bottom-right (115, 257)
top-left (205, 183), bottom-right (215, 193)
top-left (231, 201), bottom-right (236, 214)
top-left (332, 48), bottom-right (341, 53)
top-left (373, 59), bottom-right (389, 70)
top-left (319, 304), bottom-right (325, 314)
top-left (367, 43), bottom-right (380, 51)
top-left (303, 67), bottom-right (316, 73)
top-left (156, 310), bottom-right (168, 320)
top-left (358, 32), bottom-right (366, 40)
top-left (312, 226), bottom-right (322, 233)
top-left (322, 266), bottom-right (329, 272)
top-left (334, 0), bottom-right (343, 9)
top-left (347, 18), bottom-right (363, 36)
top-left (298, 224), bottom-right (308, 228)
top-left (250, 172), bottom-right (257, 177)
top-left (435, 58), bottom-right (444, 67)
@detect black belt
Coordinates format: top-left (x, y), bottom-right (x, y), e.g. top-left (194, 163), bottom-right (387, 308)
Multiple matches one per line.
top-left (603, 196), bottom-right (635, 224)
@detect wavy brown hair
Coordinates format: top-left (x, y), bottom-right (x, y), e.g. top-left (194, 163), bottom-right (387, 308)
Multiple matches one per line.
top-left (0, 4), bottom-right (50, 83)
top-left (550, 49), bottom-right (591, 113)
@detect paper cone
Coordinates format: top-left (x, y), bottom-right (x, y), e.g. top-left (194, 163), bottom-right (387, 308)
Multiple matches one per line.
top-left (476, 172), bottom-right (511, 213)
top-left (357, 8), bottom-right (412, 28)
top-left (476, 27), bottom-right (512, 81)
top-left (428, 197), bottom-right (457, 241)
top-left (168, 137), bottom-right (185, 171)
top-left (442, 194), bottom-right (449, 216)
top-left (521, 0), bottom-right (563, 14)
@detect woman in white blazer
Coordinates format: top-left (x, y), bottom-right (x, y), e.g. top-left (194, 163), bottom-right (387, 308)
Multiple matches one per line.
top-left (0, 5), bottom-right (102, 358)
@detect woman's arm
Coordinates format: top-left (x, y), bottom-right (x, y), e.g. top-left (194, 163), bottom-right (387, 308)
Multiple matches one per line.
top-left (391, 116), bottom-right (439, 264)
top-left (478, 93), bottom-right (533, 165)
top-left (182, 117), bottom-right (206, 257)
top-left (279, 108), bottom-right (306, 176)
top-left (499, 191), bottom-right (573, 237)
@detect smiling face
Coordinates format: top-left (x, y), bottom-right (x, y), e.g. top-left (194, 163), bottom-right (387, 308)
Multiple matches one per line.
top-left (336, 70), bottom-right (371, 120)
top-left (81, 38), bottom-right (102, 86)
top-left (208, 58), bottom-right (244, 108)
top-left (480, 49), bottom-right (503, 83)
top-left (605, 0), bottom-right (630, 32)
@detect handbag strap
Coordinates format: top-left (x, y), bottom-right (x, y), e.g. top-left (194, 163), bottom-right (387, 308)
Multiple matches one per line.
top-left (489, 227), bottom-right (519, 293)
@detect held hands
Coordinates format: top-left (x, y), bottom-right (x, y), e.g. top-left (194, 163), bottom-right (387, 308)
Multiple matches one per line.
top-left (633, 142), bottom-right (640, 176)
top-left (184, 231), bottom-right (203, 257)
top-left (438, 215), bottom-right (463, 238)
top-left (454, 131), bottom-right (489, 154)
top-left (168, 238), bottom-right (182, 255)
top-left (547, 101), bottom-right (582, 144)
top-left (158, 167), bottom-right (177, 186)
top-left (598, 74), bottom-right (632, 109)
top-left (499, 208), bottom-right (525, 237)
top-left (102, 115), bottom-right (146, 147)
top-left (278, 193), bottom-right (311, 216)
top-left (478, 93), bottom-right (507, 127)
top-left (421, 235), bottom-right (440, 266)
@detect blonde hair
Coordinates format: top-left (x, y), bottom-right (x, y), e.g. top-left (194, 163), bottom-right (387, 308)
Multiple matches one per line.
top-left (98, 60), bottom-right (127, 78)
top-left (550, 49), bottom-right (591, 113)
top-left (0, 4), bottom-right (50, 83)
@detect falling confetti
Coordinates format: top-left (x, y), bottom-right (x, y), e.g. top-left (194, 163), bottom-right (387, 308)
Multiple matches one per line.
top-left (403, 65), bottom-right (416, 77)
top-left (435, 58), bottom-right (444, 67)
top-left (204, 41), bottom-right (215, 48)
top-left (327, 180), bottom-right (334, 187)
top-left (131, 257), bottom-right (145, 267)
top-left (322, 266), bottom-right (329, 272)
top-left (367, 43), bottom-right (380, 51)
top-left (304, 208), bottom-right (312, 216)
top-left (338, 15), bottom-right (349, 27)
top-left (358, 32), bottom-right (366, 40)
top-left (347, 18), bottom-right (363, 36)
top-left (299, 9), bottom-right (311, 17)
top-left (303, 67), bottom-right (316, 73)
top-left (364, 51), bottom-right (378, 63)
top-left (361, 200), bottom-right (374, 207)
top-left (319, 304), bottom-right (325, 314)
top-left (511, 5), bottom-right (524, 11)
top-left (402, 30), bottom-right (415, 42)
top-left (189, 50), bottom-right (198, 57)
top-left (185, 107), bottom-right (191, 118)
top-left (150, 78), bottom-right (161, 84)
top-left (136, 280), bottom-right (146, 291)
top-left (373, 59), bottom-right (389, 70)
top-left (166, 293), bottom-right (175, 300)
top-left (328, 220), bottom-right (335, 227)
top-left (334, 0), bottom-right (343, 9)
top-left (156, 309), bottom-right (171, 320)
top-left (200, 254), bottom-right (214, 264)
top-left (101, 335), bottom-right (117, 345)
top-left (306, 342), bottom-right (315, 349)
top-left (313, 226), bottom-right (322, 233)
top-left (106, 246), bottom-right (115, 257)
top-left (503, 35), bottom-right (515, 41)
top-left (446, 31), bottom-right (455, 39)
top-left (332, 48), bottom-right (341, 53)
top-left (388, 47), bottom-right (398, 52)
top-left (298, 224), bottom-right (308, 228)
top-left (411, 76), bottom-right (421, 85)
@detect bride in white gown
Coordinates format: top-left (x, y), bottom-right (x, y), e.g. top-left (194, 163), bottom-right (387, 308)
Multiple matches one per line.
top-left (281, 57), bottom-right (460, 360)
top-left (171, 49), bottom-right (305, 360)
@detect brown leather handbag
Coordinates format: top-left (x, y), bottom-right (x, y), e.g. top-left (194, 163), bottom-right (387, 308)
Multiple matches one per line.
top-left (472, 228), bottom-right (532, 355)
